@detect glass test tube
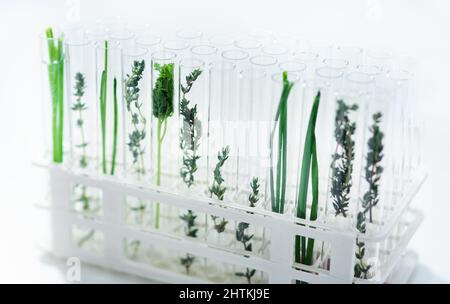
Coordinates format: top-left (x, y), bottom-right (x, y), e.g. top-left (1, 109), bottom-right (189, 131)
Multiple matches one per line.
top-left (121, 46), bottom-right (150, 182)
top-left (208, 60), bottom-right (239, 199)
top-left (325, 71), bottom-right (375, 228)
top-left (66, 36), bottom-right (96, 172)
top-left (40, 30), bottom-right (67, 163)
top-left (95, 39), bottom-right (123, 176)
top-left (234, 38), bottom-right (262, 57)
top-left (178, 58), bottom-right (208, 190)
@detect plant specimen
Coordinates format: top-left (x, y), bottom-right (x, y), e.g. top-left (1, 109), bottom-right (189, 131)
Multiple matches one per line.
top-left (180, 69), bottom-right (203, 188)
top-left (354, 112), bottom-right (384, 279)
top-left (177, 69), bottom-right (204, 274)
top-left (234, 179), bottom-right (259, 283)
top-left (72, 72), bottom-right (88, 168)
top-left (209, 146), bottom-right (230, 234)
top-left (99, 40), bottom-right (108, 174)
top-left (152, 62), bottom-right (174, 229)
top-left (295, 91), bottom-right (320, 266)
top-left (125, 239), bottom-right (141, 260)
top-left (45, 27), bottom-right (64, 163)
top-left (124, 60), bottom-right (146, 176)
top-left (235, 268), bottom-right (257, 284)
top-left (248, 177), bottom-right (260, 207)
top-left (72, 183), bottom-right (99, 248)
top-left (111, 77), bottom-right (118, 175)
top-left (269, 71), bottom-right (294, 214)
top-left (98, 40), bottom-right (118, 175)
top-left (362, 112), bottom-right (384, 223)
top-left (354, 212), bottom-right (371, 279)
top-left (70, 75), bottom-right (98, 249)
top-left (179, 210), bottom-right (198, 274)
top-left (77, 229), bottom-right (95, 248)
top-left (330, 100), bottom-right (358, 217)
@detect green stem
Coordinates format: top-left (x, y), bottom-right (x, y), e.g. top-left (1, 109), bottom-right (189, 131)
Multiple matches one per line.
top-left (110, 77), bottom-right (118, 175)
top-left (296, 91), bottom-right (320, 264)
top-left (269, 71), bottom-right (292, 213)
top-left (155, 117), bottom-right (164, 229)
top-left (45, 28), bottom-right (64, 163)
top-left (57, 37), bottom-right (64, 162)
top-left (100, 40), bottom-right (108, 174)
top-left (77, 229), bottom-right (95, 248)
top-left (305, 136), bottom-right (319, 265)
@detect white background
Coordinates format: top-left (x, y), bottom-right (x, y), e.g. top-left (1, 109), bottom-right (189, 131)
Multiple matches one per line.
top-left (0, 0), bottom-right (449, 283)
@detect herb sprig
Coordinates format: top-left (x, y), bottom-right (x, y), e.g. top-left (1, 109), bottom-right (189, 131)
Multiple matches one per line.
top-left (355, 212), bottom-right (371, 279)
top-left (362, 112), bottom-right (384, 223)
top-left (235, 179), bottom-right (259, 283)
top-left (209, 146), bottom-right (230, 234)
top-left (330, 100), bottom-right (358, 217)
top-left (180, 69), bottom-right (203, 187)
top-left (152, 62), bottom-right (174, 229)
top-left (354, 112), bottom-right (384, 279)
top-left (179, 210), bottom-right (198, 274)
top-left (248, 177), bottom-right (260, 208)
top-left (72, 72), bottom-right (88, 168)
top-left (125, 60), bottom-right (146, 176)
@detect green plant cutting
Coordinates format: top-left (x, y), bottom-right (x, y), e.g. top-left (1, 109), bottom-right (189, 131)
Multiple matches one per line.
top-left (45, 27), bottom-right (64, 163)
top-left (152, 62), bottom-right (175, 229)
top-left (269, 71), bottom-right (294, 214)
top-left (295, 91), bottom-right (320, 266)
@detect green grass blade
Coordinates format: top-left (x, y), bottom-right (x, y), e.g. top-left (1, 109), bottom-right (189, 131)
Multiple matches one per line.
top-left (296, 91), bottom-right (320, 262)
top-left (305, 135), bottom-right (319, 265)
top-left (57, 37), bottom-right (64, 162)
top-left (269, 71), bottom-right (294, 213)
top-left (100, 40), bottom-right (108, 174)
top-left (45, 28), bottom-right (64, 163)
top-left (110, 77), bottom-right (118, 175)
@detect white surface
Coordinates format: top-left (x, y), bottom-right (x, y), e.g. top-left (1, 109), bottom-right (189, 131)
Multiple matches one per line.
top-left (0, 0), bottom-right (449, 283)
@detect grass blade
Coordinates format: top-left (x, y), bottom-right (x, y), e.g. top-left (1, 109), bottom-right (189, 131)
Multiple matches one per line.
top-left (295, 91), bottom-right (320, 264)
top-left (100, 40), bottom-right (108, 174)
top-left (45, 28), bottom-right (64, 163)
top-left (110, 77), bottom-right (118, 175)
top-left (269, 71), bottom-right (293, 213)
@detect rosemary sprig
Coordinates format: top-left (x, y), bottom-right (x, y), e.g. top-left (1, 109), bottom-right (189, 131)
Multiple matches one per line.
top-left (125, 60), bottom-right (146, 176)
top-left (152, 62), bottom-right (174, 229)
top-left (209, 146), bottom-right (230, 234)
top-left (354, 112), bottom-right (384, 279)
top-left (330, 100), bottom-right (358, 217)
top-left (269, 71), bottom-right (294, 214)
top-left (235, 180), bottom-right (259, 283)
top-left (362, 112), bottom-right (384, 223)
top-left (234, 223), bottom-right (256, 283)
top-left (295, 91), bottom-right (320, 266)
top-left (180, 254), bottom-right (196, 275)
top-left (180, 69), bottom-right (203, 187)
top-left (235, 268), bottom-right (257, 284)
top-left (179, 210), bottom-right (198, 274)
top-left (45, 27), bottom-right (64, 163)
top-left (72, 72), bottom-right (88, 168)
top-left (73, 184), bottom-right (96, 248)
top-left (354, 212), bottom-right (371, 279)
top-left (248, 177), bottom-right (260, 207)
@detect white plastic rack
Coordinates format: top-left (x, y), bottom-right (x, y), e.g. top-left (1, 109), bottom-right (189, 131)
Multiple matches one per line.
top-left (37, 163), bottom-right (425, 284)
